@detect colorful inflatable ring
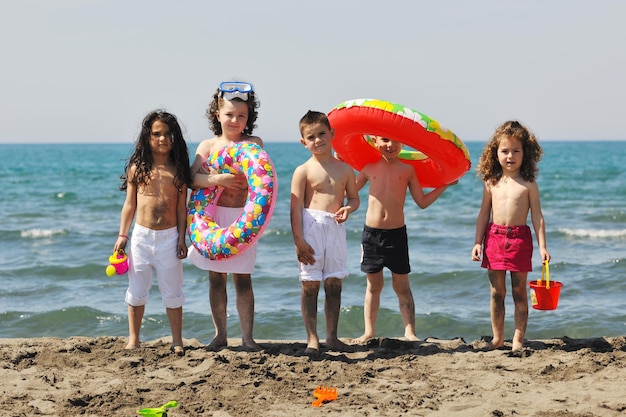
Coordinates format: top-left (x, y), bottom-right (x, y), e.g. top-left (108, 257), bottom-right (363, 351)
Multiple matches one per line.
top-left (187, 141), bottom-right (277, 260)
top-left (328, 99), bottom-right (471, 188)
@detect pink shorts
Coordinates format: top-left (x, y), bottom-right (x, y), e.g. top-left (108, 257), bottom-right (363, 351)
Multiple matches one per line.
top-left (481, 223), bottom-right (533, 272)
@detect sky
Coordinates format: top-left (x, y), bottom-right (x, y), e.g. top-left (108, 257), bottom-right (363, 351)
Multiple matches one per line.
top-left (1, 0), bottom-right (625, 144)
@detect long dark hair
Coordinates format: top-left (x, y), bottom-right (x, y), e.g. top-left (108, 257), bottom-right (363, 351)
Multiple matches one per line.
top-left (120, 110), bottom-right (192, 191)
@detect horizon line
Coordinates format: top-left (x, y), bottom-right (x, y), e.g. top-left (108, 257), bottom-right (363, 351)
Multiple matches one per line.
top-left (1, 138), bottom-right (626, 145)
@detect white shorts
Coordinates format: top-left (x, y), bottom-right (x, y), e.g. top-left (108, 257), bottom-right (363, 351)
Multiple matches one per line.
top-left (188, 206), bottom-right (258, 274)
top-left (126, 224), bottom-right (185, 309)
top-left (299, 208), bottom-right (348, 282)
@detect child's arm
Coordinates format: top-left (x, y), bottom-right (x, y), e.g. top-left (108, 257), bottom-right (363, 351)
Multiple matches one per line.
top-left (290, 166), bottom-right (315, 265)
top-left (247, 135), bottom-right (264, 148)
top-left (193, 171), bottom-right (247, 190)
top-left (190, 140), bottom-right (211, 175)
top-left (190, 141), bottom-right (212, 189)
top-left (408, 172), bottom-right (454, 209)
top-left (176, 184), bottom-right (189, 259)
top-left (190, 141), bottom-right (246, 190)
top-left (114, 169), bottom-right (137, 253)
top-left (335, 168), bottom-right (360, 223)
top-left (355, 167), bottom-right (369, 191)
top-left (529, 182), bottom-right (551, 262)
top-left (472, 183), bottom-right (492, 261)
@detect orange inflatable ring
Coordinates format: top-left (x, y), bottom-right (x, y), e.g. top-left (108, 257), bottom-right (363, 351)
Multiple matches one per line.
top-left (328, 99), bottom-right (471, 188)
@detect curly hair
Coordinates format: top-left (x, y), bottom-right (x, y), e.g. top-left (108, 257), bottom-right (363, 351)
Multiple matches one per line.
top-left (476, 120), bottom-right (543, 185)
top-left (205, 88), bottom-right (259, 135)
top-left (120, 110), bottom-right (192, 192)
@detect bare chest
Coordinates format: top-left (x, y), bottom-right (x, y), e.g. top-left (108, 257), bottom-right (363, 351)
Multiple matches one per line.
top-left (136, 168), bottom-right (180, 229)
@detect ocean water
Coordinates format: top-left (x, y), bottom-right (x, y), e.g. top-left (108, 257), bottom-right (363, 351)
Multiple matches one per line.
top-left (1, 141), bottom-right (625, 343)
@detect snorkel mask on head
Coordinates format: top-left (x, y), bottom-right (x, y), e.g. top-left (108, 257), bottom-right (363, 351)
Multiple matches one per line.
top-left (219, 81), bottom-right (254, 101)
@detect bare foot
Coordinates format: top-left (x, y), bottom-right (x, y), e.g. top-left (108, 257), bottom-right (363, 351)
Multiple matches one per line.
top-left (306, 339), bottom-right (320, 351)
top-left (325, 338), bottom-right (355, 353)
top-left (486, 341), bottom-right (505, 350)
top-left (206, 336), bottom-right (228, 351)
top-left (511, 333), bottom-right (525, 352)
top-left (351, 334), bottom-right (375, 345)
top-left (241, 340), bottom-right (263, 352)
top-left (170, 344), bottom-right (185, 357)
top-left (125, 341), bottom-right (140, 350)
top-left (404, 334), bottom-right (420, 342)
top-left (304, 347), bottom-right (321, 358)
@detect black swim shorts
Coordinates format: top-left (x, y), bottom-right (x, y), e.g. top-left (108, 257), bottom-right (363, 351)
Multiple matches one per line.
top-left (360, 225), bottom-right (411, 274)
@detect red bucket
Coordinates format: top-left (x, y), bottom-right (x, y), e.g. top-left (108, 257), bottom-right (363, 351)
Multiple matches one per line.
top-left (529, 261), bottom-right (562, 310)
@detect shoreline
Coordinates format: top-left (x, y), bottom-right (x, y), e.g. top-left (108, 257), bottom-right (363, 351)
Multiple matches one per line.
top-left (2, 335), bottom-right (626, 416)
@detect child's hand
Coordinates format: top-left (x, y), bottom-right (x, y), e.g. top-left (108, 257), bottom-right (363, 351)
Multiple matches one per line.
top-left (471, 243), bottom-right (482, 261)
top-left (220, 173), bottom-right (248, 190)
top-left (196, 165), bottom-right (212, 175)
top-left (540, 248), bottom-right (551, 263)
top-left (113, 236), bottom-right (128, 254)
top-left (296, 243), bottom-right (315, 265)
top-left (334, 207), bottom-right (350, 223)
top-left (177, 241), bottom-right (188, 259)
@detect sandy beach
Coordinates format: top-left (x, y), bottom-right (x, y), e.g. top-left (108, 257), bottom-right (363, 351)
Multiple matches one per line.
top-left (1, 336), bottom-right (625, 416)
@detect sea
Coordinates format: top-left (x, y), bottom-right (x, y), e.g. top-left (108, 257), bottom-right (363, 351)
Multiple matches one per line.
top-left (1, 141), bottom-right (625, 343)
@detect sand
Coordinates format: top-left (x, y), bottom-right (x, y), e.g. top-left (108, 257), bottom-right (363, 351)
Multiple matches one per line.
top-left (1, 336), bottom-right (626, 417)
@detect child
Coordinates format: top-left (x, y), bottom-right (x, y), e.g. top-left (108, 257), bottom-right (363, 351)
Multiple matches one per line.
top-left (354, 136), bottom-right (455, 344)
top-left (188, 81), bottom-right (264, 351)
top-left (290, 110), bottom-right (360, 357)
top-left (471, 120), bottom-right (550, 353)
top-left (113, 110), bottom-right (192, 356)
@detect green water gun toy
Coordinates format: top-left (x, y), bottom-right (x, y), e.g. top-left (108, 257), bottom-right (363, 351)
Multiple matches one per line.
top-left (136, 400), bottom-right (178, 416)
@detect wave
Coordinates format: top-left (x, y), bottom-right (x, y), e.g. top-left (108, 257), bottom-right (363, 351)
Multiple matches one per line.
top-left (20, 228), bottom-right (68, 238)
top-left (559, 228), bottom-right (626, 239)
top-left (51, 191), bottom-right (78, 200)
top-left (0, 308), bottom-right (127, 338)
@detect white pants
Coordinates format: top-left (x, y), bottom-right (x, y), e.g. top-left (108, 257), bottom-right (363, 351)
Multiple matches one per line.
top-left (126, 224), bottom-right (185, 309)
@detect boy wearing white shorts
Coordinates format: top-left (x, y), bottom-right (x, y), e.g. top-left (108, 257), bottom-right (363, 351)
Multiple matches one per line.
top-left (290, 110), bottom-right (360, 357)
